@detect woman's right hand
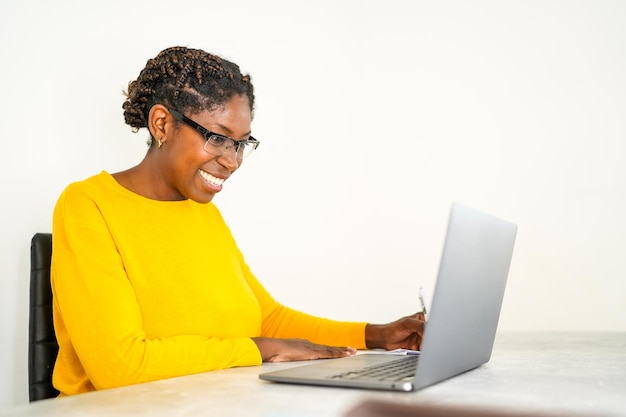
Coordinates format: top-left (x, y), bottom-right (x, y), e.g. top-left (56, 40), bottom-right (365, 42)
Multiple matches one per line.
top-left (251, 337), bottom-right (357, 362)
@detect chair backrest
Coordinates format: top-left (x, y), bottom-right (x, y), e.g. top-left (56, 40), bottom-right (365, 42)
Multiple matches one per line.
top-left (28, 233), bottom-right (60, 401)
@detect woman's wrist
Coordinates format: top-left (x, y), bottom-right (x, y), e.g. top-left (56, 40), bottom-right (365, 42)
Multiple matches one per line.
top-left (252, 337), bottom-right (277, 362)
top-left (365, 323), bottom-right (385, 349)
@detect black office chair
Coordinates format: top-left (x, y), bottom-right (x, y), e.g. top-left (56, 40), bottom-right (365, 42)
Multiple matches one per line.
top-left (28, 233), bottom-right (60, 401)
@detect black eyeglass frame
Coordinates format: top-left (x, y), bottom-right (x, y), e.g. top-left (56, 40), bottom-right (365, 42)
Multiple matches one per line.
top-left (167, 107), bottom-right (260, 158)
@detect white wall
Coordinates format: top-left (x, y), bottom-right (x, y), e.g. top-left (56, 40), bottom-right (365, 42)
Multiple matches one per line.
top-left (1, 0), bottom-right (625, 408)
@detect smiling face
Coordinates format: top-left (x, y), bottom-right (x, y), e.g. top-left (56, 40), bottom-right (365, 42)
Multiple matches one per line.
top-left (147, 94), bottom-right (253, 203)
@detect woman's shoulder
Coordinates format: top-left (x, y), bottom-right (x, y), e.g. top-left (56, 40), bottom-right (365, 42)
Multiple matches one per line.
top-left (61, 171), bottom-right (114, 197)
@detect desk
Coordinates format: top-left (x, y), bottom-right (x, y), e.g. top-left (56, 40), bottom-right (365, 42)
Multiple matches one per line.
top-left (2, 333), bottom-right (625, 417)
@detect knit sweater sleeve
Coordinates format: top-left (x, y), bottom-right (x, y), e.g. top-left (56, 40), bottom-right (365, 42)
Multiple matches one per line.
top-left (237, 258), bottom-right (368, 349)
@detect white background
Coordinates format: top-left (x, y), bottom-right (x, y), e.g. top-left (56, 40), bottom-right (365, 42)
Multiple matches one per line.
top-left (1, 0), bottom-right (625, 408)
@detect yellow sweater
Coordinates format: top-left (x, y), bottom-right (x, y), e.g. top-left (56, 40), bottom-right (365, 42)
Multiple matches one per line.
top-left (51, 171), bottom-right (367, 395)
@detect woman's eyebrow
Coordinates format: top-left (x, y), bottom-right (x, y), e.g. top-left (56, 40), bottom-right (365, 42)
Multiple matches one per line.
top-left (210, 122), bottom-right (252, 140)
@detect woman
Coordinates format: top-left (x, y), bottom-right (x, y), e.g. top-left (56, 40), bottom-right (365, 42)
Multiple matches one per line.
top-left (51, 46), bottom-right (425, 396)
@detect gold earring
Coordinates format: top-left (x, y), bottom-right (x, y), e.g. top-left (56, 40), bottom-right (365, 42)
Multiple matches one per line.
top-left (157, 139), bottom-right (163, 149)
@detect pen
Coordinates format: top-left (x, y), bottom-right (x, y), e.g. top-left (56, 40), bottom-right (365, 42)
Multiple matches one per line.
top-left (419, 287), bottom-right (427, 316)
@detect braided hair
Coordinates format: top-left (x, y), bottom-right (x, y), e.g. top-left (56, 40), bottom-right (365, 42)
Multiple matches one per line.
top-left (122, 46), bottom-right (255, 139)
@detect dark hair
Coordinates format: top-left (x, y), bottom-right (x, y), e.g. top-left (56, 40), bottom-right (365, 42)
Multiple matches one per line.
top-left (122, 46), bottom-right (255, 136)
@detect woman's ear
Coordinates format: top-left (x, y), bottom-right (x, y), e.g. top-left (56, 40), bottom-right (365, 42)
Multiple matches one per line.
top-left (147, 104), bottom-right (171, 145)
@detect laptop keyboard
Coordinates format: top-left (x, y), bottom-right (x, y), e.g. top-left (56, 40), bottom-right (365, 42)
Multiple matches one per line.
top-left (327, 355), bottom-right (419, 382)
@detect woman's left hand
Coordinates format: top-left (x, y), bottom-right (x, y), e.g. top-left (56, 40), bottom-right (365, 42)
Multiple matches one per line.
top-left (365, 312), bottom-right (426, 351)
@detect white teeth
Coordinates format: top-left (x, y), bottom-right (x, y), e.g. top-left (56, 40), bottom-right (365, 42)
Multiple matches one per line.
top-left (199, 170), bottom-right (225, 186)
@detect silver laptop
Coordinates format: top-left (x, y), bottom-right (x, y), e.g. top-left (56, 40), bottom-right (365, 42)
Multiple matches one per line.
top-left (259, 203), bottom-right (517, 391)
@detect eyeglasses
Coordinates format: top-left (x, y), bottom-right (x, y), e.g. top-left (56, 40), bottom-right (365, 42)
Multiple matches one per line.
top-left (168, 108), bottom-right (260, 160)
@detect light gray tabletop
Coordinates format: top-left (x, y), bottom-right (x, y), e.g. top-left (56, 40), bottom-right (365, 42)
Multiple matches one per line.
top-left (2, 332), bottom-right (625, 417)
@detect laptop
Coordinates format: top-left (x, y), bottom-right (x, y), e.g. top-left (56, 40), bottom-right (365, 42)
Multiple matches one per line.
top-left (259, 202), bottom-right (517, 391)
